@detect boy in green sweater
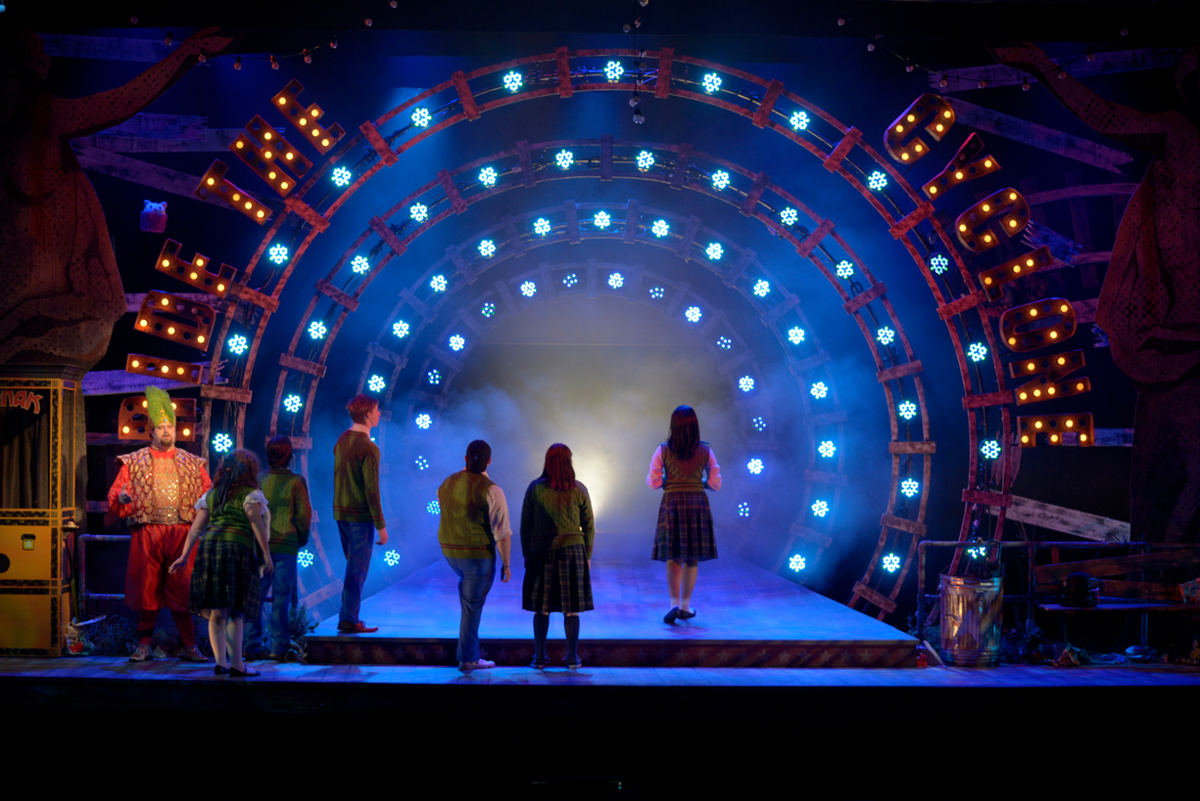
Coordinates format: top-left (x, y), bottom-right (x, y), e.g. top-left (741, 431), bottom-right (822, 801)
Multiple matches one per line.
top-left (334, 394), bottom-right (388, 633)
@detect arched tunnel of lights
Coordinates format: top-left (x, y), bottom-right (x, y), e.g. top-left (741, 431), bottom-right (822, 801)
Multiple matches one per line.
top-left (182, 49), bottom-right (1029, 622)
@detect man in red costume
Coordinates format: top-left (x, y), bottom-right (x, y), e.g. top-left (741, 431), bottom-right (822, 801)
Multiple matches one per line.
top-left (107, 386), bottom-right (212, 661)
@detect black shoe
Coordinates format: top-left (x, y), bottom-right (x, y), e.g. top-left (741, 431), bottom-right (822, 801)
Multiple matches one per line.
top-left (663, 607), bottom-right (680, 624)
top-left (677, 607), bottom-right (697, 620)
top-left (229, 666), bottom-right (260, 677)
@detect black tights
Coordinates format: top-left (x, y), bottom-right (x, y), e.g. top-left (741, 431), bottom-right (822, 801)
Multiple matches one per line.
top-left (533, 613), bottom-right (581, 663)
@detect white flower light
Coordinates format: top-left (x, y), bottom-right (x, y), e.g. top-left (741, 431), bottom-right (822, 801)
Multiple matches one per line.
top-left (636, 150), bottom-right (655, 171)
top-left (297, 550), bottom-right (315, 568)
top-left (737, 502), bottom-right (750, 517)
top-left (717, 336), bottom-right (732, 350)
top-left (605, 61), bottom-right (624, 82)
top-left (868, 170), bottom-right (888, 190)
top-left (427, 500), bottom-right (440, 514)
top-left (738, 375), bottom-right (755, 392)
top-left (283, 394), bottom-right (302, 413)
top-left (384, 550), bottom-right (400, 567)
top-left (790, 111), bottom-right (809, 131)
top-left (427, 369), bottom-right (441, 385)
top-left (747, 458), bottom-right (764, 475)
top-left (882, 554), bottom-right (901, 573)
top-left (898, 400), bottom-right (917, 420)
top-left (502, 71), bottom-right (522, 92)
top-left (712, 170), bottom-right (730, 190)
top-left (836, 260), bottom-right (854, 279)
top-left (430, 274), bottom-right (447, 292)
top-left (555, 150), bottom-right (574, 170)
top-left (811, 500), bottom-right (829, 517)
top-left (520, 281), bottom-right (537, 298)
top-left (212, 433), bottom-right (233, 453)
top-left (563, 274), bottom-right (578, 288)
top-left (534, 217), bottom-right (551, 235)
top-left (410, 203), bottom-right (428, 222)
top-left (789, 554), bottom-right (806, 571)
top-left (448, 334), bottom-right (466, 351)
top-left (752, 416), bottom-right (766, 432)
top-left (331, 166), bottom-right (352, 187)
top-left (685, 306), bottom-right (702, 323)
top-left (649, 286), bottom-right (664, 299)
top-left (651, 219), bottom-right (670, 238)
top-left (780, 208), bottom-right (798, 226)
top-left (968, 342), bottom-right (988, 362)
top-left (411, 107), bottom-right (431, 128)
top-left (877, 326), bottom-right (895, 346)
top-left (227, 334), bottom-right (249, 355)
top-left (810, 381), bottom-right (828, 399)
top-left (901, 478), bottom-right (920, 498)
top-left (478, 166), bottom-right (497, 187)
top-left (593, 211), bottom-right (611, 229)
top-left (368, 374), bottom-right (386, 392)
top-left (308, 321), bottom-right (327, 340)
top-left (702, 73), bottom-right (722, 93)
top-left (415, 413), bottom-right (432, 429)
top-left (478, 239), bottom-right (496, 258)
top-left (351, 255), bottom-right (370, 274)
top-left (392, 320), bottom-right (410, 339)
top-left (706, 242), bottom-right (723, 260)
top-left (753, 279), bottom-right (770, 298)
top-left (414, 456), bottom-right (429, 470)
top-left (268, 244), bottom-right (289, 265)
top-left (480, 302), bottom-right (495, 318)
top-left (608, 272), bottom-right (624, 289)
top-left (787, 327), bottom-right (805, 345)
top-left (818, 441), bottom-right (836, 458)
top-left (981, 440), bottom-right (1001, 460)
top-left (929, 254), bottom-right (949, 275)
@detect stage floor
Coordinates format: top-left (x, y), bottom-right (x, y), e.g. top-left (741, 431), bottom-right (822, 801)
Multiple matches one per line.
top-left (304, 556), bottom-right (918, 667)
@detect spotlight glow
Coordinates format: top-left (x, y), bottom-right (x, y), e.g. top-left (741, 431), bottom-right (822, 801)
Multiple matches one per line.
top-left (427, 500), bottom-right (440, 515)
top-left (212, 433), bottom-right (233, 453)
top-left (608, 272), bottom-right (624, 289)
top-left (502, 71), bottom-right (522, 92)
top-left (481, 302), bottom-right (495, 318)
top-left (651, 219), bottom-right (670, 238)
top-left (717, 336), bottom-right (732, 350)
top-left (430, 275), bottom-right (448, 292)
top-left (780, 208), bottom-right (798, 226)
top-left (227, 334), bottom-right (249, 355)
top-left (752, 416), bottom-right (766, 432)
top-left (563, 273), bottom-right (579, 288)
top-left (594, 211), bottom-right (611, 229)
top-left (789, 554), bottom-right (806, 571)
top-left (752, 279), bottom-right (770, 298)
top-left (478, 166), bottom-right (497, 186)
top-left (882, 554), bottom-right (901, 573)
top-left (308, 321), bottom-right (327, 340)
top-left (685, 306), bottom-right (702, 323)
top-left (898, 400), bottom-right (917, 420)
top-left (605, 61), bottom-right (624, 82)
top-left (414, 456), bottom-right (429, 470)
top-left (298, 550), bottom-right (315, 568)
top-left (392, 320), bottom-right (410, 338)
top-left (268, 244), bottom-right (289, 265)
top-left (520, 281), bottom-right (537, 298)
top-left (415, 413), bottom-right (432, 429)
top-left (702, 73), bottom-right (722, 93)
top-left (384, 550), bottom-right (400, 567)
top-left (900, 478), bottom-right (920, 498)
top-left (968, 342), bottom-right (988, 362)
top-left (787, 327), bottom-right (805, 345)
top-left (790, 111), bottom-right (810, 131)
top-left (811, 500), bottom-right (829, 517)
top-left (836, 260), bottom-right (854, 279)
top-left (649, 286), bottom-right (664, 299)
top-left (711, 170), bottom-right (730, 191)
top-left (351, 255), bottom-right (370, 274)
top-left (981, 440), bottom-right (1001, 460)
top-left (737, 502), bottom-right (750, 517)
top-left (331, 166), bottom-right (352, 187)
top-left (877, 326), bottom-right (896, 346)
top-left (427, 369), bottom-right (441, 385)
top-left (448, 334), bottom-right (466, 351)
top-left (706, 242), bottom-right (723, 260)
top-left (929, 254), bottom-right (949, 275)
top-left (747, 458), bottom-right (764, 475)
top-left (478, 239), bottom-right (496, 257)
top-left (738, 376), bottom-right (755, 392)
top-left (818, 441), bottom-right (836, 458)
top-left (810, 382), bottom-right (828, 399)
top-left (636, 150), bottom-right (655, 171)
top-left (410, 203), bottom-right (428, 222)
top-left (368, 374), bottom-right (386, 392)
top-left (283, 394), bottom-right (303, 413)
top-left (533, 217), bottom-right (551, 235)
top-left (867, 170), bottom-right (888, 190)
top-left (555, 150), bottom-right (574, 170)
top-left (411, 107), bottom-right (431, 127)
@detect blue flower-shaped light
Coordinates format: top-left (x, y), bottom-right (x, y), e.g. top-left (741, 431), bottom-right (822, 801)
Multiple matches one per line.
top-left (308, 320), bottom-right (327, 340)
top-left (780, 208), bottom-right (798, 226)
top-left (811, 500), bottom-right (829, 518)
top-left (702, 73), bottom-right (722, 93)
top-left (717, 336), bottom-right (732, 350)
top-left (415, 413), bottom-right (432, 430)
top-left (594, 211), bottom-right (611, 229)
top-left (738, 502), bottom-right (750, 517)
top-left (836, 260), bottom-right (854, 279)
top-left (790, 110), bottom-right (810, 131)
top-left (563, 273), bottom-right (579, 288)
top-left (297, 550), bottom-right (315, 568)
top-left (268, 244), bottom-right (289, 265)
top-left (882, 554), bottom-right (901, 573)
top-left (414, 456), bottom-right (429, 470)
top-left (392, 320), bottom-right (410, 339)
top-left (503, 71), bottom-right (522, 92)
top-left (430, 274), bottom-right (447, 292)
top-left (929, 254), bottom-right (949, 275)
top-left (481, 302), bottom-right (495, 318)
top-left (555, 149), bottom-right (574, 170)
top-left (747, 458), bottom-right (764, 475)
top-left (331, 166), bottom-right (352, 187)
top-left (649, 286), bottom-right (664, 299)
top-left (520, 281), bottom-right (537, 298)
top-left (753, 279), bottom-right (770, 298)
top-left (898, 400), bottom-right (917, 420)
top-left (448, 334), bottom-right (466, 351)
top-left (605, 61), bottom-right (624, 82)
top-left (968, 342), bottom-right (988, 362)
top-left (789, 554), bottom-right (806, 572)
top-left (283, 394), bottom-right (303, 413)
top-left (427, 500), bottom-right (440, 515)
top-left (900, 478), bottom-right (920, 498)
top-left (212, 433), bottom-right (233, 453)
top-left (752, 416), bottom-right (766, 432)
top-left (651, 219), bottom-right (670, 238)
top-left (428, 369), bottom-right (441, 385)
top-left (685, 306), bottom-right (702, 323)
top-left (706, 242), bottom-right (723, 260)
top-left (608, 272), bottom-right (624, 289)
top-left (877, 326), bottom-right (896, 346)
top-left (410, 203), bottom-right (428, 223)
top-left (367, 374), bottom-right (386, 393)
top-left (818, 441), bottom-right (836, 458)
top-left (636, 150), bottom-right (655, 171)
top-left (712, 170), bottom-right (730, 191)
top-left (967, 546), bottom-right (986, 559)
top-left (478, 166), bottom-right (497, 187)
top-left (867, 170), bottom-right (888, 191)
top-left (351, 255), bottom-right (370, 274)
top-left (533, 217), bottom-right (551, 236)
top-left (384, 550), bottom-right (400, 567)
top-left (478, 239), bottom-right (496, 258)
top-left (227, 334), bottom-right (249, 355)
top-left (738, 375), bottom-right (755, 392)
top-left (981, 440), bottom-right (1002, 460)
top-left (788, 327), bottom-right (805, 345)
top-left (411, 107), bottom-right (431, 128)
top-left (810, 382), bottom-right (828, 399)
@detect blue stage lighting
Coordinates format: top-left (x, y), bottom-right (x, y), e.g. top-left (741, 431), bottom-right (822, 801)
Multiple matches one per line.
top-left (836, 260), bottom-right (854, 279)
top-left (818, 440), bottom-right (836, 458)
top-left (968, 342), bottom-right (988, 362)
top-left (717, 336), bottom-right (732, 350)
top-left (738, 502), bottom-right (750, 517)
top-left (605, 61), bottom-right (624, 82)
top-left (520, 281), bottom-right (537, 298)
top-left (283, 394), bottom-right (303, 414)
top-left (384, 550), bottom-right (400, 567)
top-left (392, 320), bottom-right (410, 339)
top-left (929, 254), bottom-right (949, 275)
top-left (685, 306), bottom-right (702, 323)
top-left (706, 242), bottom-right (723, 260)
top-left (636, 150), bottom-right (655, 171)
top-left (478, 239), bottom-right (496, 258)
top-left (594, 211), bottom-right (611, 229)
top-left (410, 203), bottom-right (428, 222)
top-left (563, 273), bottom-right (579, 288)
top-left (427, 500), bottom-right (440, 514)
top-left (900, 478), bottom-right (920, 498)
top-left (555, 149), bottom-right (574, 170)
top-left (308, 320), bottom-right (327, 340)
top-left (811, 500), bottom-right (829, 517)
top-left (896, 401), bottom-right (918, 423)
top-left (481, 302), bottom-right (495, 318)
top-left (810, 381), bottom-right (828, 399)
top-left (368, 374), bottom-right (386, 392)
top-left (882, 553), bottom-right (901, 573)
top-left (702, 73), bottom-right (722, 93)
top-left (789, 554), bottom-right (806, 571)
top-left (227, 334), bottom-right (249, 355)
top-left (448, 334), bottom-right (466, 351)
top-left (867, 170), bottom-right (888, 190)
top-left (753, 279), bottom-right (770, 298)
top-left (331, 166), bottom-right (352, 187)
top-left (981, 440), bottom-right (1001, 460)
top-left (752, 416), bottom-right (766, 432)
top-left (738, 376), bottom-right (755, 392)
top-left (297, 550), bottom-right (315, 568)
top-left (411, 107), bottom-right (431, 128)
top-left (427, 369), bottom-right (441, 385)
top-left (268, 244), bottom-right (289, 265)
top-left (608, 272), bottom-right (624, 289)
top-left (212, 433), bottom-right (233, 453)
top-left (790, 110), bottom-right (809, 131)
top-left (780, 208), bottom-right (798, 226)
top-left (877, 326), bottom-right (895, 345)
top-left (651, 219), bottom-right (670, 238)
top-left (534, 217), bottom-right (551, 235)
top-left (414, 456), bottom-right (429, 470)
top-left (787, 327), bottom-right (805, 345)
top-left (747, 458), bottom-right (763, 475)
top-left (503, 71), bottom-right (523, 92)
top-left (430, 274), bottom-right (447, 292)
top-left (415, 413), bottom-right (432, 430)
top-left (649, 286), bottom-right (664, 299)
top-left (351, 255), bottom-right (370, 274)
top-left (479, 166), bottom-right (497, 187)
top-left (711, 170), bottom-right (730, 190)
top-left (967, 546), bottom-right (986, 559)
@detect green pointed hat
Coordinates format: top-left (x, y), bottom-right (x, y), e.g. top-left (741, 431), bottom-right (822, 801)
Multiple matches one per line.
top-left (144, 385), bottom-right (176, 427)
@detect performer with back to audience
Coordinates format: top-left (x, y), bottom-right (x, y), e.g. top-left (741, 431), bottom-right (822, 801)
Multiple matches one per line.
top-left (333, 394), bottom-right (388, 634)
top-left (647, 405), bottom-right (721, 624)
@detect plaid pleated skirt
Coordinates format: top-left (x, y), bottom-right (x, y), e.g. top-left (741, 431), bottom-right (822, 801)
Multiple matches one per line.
top-left (189, 537), bottom-right (263, 620)
top-left (522, 543), bottom-right (594, 614)
top-left (652, 490), bottom-right (717, 562)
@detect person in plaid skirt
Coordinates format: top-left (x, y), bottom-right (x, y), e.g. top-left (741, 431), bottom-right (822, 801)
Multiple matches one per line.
top-left (520, 444), bottom-right (595, 669)
top-left (170, 450), bottom-right (274, 677)
top-left (648, 406), bottom-right (721, 624)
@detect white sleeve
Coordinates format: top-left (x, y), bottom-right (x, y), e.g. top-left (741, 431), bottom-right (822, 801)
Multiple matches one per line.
top-left (647, 445), bottom-right (664, 489)
top-left (194, 494), bottom-right (208, 511)
top-left (243, 489), bottom-right (272, 532)
top-left (487, 484), bottom-right (512, 541)
top-left (705, 448), bottom-right (721, 491)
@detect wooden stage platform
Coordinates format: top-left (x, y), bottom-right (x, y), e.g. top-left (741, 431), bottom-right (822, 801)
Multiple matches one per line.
top-left (304, 557), bottom-right (919, 668)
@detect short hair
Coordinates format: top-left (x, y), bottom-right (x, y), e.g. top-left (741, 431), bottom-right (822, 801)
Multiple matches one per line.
top-left (266, 435), bottom-right (293, 469)
top-left (346, 394), bottom-right (378, 424)
top-left (540, 443), bottom-right (575, 492)
top-left (465, 440), bottom-right (491, 474)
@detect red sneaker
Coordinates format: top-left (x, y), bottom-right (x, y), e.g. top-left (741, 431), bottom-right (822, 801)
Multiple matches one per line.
top-left (337, 621), bottom-right (379, 634)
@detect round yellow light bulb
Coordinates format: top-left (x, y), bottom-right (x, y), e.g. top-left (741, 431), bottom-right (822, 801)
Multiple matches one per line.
top-left (1035, 421), bottom-right (1043, 429)
top-left (123, 426), bottom-right (130, 434)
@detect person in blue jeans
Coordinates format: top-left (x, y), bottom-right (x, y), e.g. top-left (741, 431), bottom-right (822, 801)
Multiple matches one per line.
top-left (436, 440), bottom-right (512, 669)
top-left (333, 395), bottom-right (388, 633)
top-left (246, 436), bottom-right (312, 659)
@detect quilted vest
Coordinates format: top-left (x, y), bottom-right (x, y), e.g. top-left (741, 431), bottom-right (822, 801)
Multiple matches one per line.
top-left (120, 447), bottom-right (207, 525)
top-left (662, 442), bottom-right (711, 492)
top-left (437, 471), bottom-right (496, 558)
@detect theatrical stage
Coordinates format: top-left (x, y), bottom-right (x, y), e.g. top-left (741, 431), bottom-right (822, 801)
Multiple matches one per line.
top-left (304, 555), bottom-right (919, 668)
